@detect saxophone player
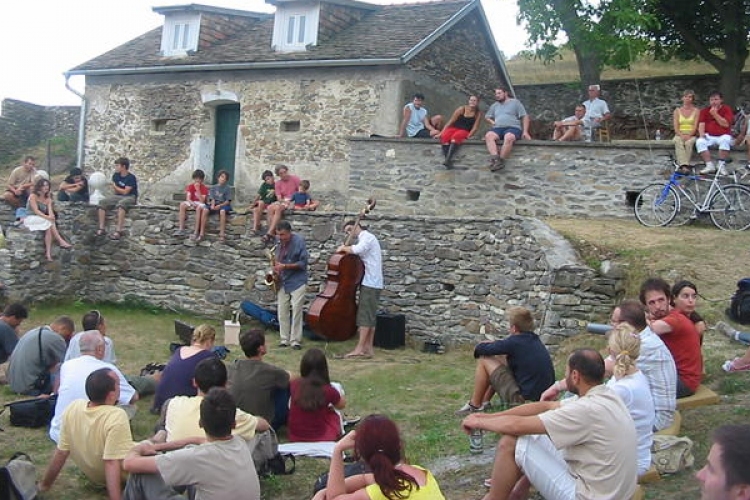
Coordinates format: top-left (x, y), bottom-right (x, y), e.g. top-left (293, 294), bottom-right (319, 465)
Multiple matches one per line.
top-left (272, 221), bottom-right (309, 349)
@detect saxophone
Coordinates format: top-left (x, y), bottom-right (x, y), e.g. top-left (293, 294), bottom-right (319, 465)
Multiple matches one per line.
top-left (263, 244), bottom-right (279, 292)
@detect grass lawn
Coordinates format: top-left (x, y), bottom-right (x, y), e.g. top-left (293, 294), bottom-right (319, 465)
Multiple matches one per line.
top-left (2, 218), bottom-right (750, 499)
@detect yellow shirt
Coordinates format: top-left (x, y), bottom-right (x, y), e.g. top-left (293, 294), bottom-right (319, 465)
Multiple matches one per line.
top-left (58, 400), bottom-right (134, 485)
top-left (678, 111), bottom-right (697, 134)
top-left (365, 467), bottom-right (445, 500)
top-left (165, 395), bottom-right (259, 442)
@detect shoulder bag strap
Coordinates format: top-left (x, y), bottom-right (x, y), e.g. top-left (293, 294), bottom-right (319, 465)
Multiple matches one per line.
top-left (37, 327), bottom-right (47, 368)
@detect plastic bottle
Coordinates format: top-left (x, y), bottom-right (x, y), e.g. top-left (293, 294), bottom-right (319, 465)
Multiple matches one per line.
top-left (584, 126), bottom-right (592, 142)
top-left (469, 428), bottom-right (484, 454)
top-left (655, 129), bottom-right (662, 141)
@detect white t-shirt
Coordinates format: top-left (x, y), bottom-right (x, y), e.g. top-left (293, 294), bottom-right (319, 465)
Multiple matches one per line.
top-left (606, 370), bottom-right (654, 475)
top-left (351, 230), bottom-right (383, 289)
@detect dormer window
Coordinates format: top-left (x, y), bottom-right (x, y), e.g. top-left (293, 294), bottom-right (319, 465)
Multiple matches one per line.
top-left (161, 13), bottom-right (200, 56)
top-left (272, 4), bottom-right (319, 52)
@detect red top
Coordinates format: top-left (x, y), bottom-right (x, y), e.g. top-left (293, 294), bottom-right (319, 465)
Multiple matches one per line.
top-left (186, 183), bottom-right (208, 202)
top-left (660, 309), bottom-right (702, 392)
top-left (699, 105), bottom-right (733, 136)
top-left (275, 175), bottom-right (301, 201)
top-left (287, 378), bottom-right (342, 442)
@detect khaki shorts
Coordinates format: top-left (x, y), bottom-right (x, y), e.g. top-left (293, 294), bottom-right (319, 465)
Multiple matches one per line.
top-left (356, 286), bottom-right (381, 328)
top-left (489, 364), bottom-right (524, 404)
top-left (99, 195), bottom-right (136, 210)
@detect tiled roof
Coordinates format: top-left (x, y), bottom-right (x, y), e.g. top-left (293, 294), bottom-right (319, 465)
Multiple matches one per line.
top-left (68, 0), bottom-right (477, 73)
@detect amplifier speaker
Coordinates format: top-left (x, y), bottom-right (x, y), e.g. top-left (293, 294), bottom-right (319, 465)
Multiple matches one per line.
top-left (374, 313), bottom-right (406, 349)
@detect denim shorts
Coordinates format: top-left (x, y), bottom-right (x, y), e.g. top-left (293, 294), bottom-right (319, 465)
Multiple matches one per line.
top-left (491, 127), bottom-right (522, 139)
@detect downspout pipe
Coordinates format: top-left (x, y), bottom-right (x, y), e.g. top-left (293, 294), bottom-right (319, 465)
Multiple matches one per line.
top-left (64, 75), bottom-right (86, 171)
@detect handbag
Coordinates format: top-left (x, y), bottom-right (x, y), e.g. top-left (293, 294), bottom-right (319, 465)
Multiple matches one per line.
top-left (1, 395), bottom-right (57, 429)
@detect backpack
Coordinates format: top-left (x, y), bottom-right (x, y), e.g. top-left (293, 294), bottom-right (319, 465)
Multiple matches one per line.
top-left (0, 452), bottom-right (37, 500)
top-left (249, 429), bottom-right (295, 477)
top-left (728, 278), bottom-right (750, 325)
top-left (651, 435), bottom-right (694, 475)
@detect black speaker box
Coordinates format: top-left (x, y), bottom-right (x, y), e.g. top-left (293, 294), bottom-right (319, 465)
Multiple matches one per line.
top-left (374, 313), bottom-right (406, 349)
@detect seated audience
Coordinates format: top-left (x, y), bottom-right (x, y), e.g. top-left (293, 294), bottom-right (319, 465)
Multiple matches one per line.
top-left (697, 91), bottom-right (734, 175)
top-left (715, 322), bottom-right (750, 372)
top-left (175, 169), bottom-right (207, 240)
top-left (606, 324), bottom-right (654, 476)
top-left (8, 316), bottom-right (75, 395)
top-left (154, 357), bottom-right (268, 442)
top-left (228, 329), bottom-right (291, 430)
top-left (0, 303), bottom-right (28, 384)
top-left (198, 169), bottom-right (233, 243)
top-left (696, 424), bottom-right (750, 500)
top-left (291, 180), bottom-right (320, 211)
top-left (251, 169), bottom-right (277, 234)
top-left (50, 331), bottom-right (138, 444)
top-left (312, 414), bottom-right (447, 500)
top-left (23, 177), bottom-right (72, 261)
top-left (40, 368), bottom-right (135, 500)
top-left (455, 306), bottom-right (555, 415)
top-left (262, 165), bottom-right (300, 244)
top-left (438, 94), bottom-right (483, 168)
top-left (123, 387), bottom-right (260, 500)
top-left (483, 87), bottom-right (531, 172)
top-left (57, 167), bottom-right (89, 203)
top-left (640, 277), bottom-right (702, 397)
top-left (151, 324), bottom-right (217, 414)
top-left (583, 84), bottom-right (611, 131)
top-left (4, 155), bottom-right (37, 209)
top-left (397, 93), bottom-right (443, 139)
top-left (288, 347), bottom-right (346, 442)
top-left (96, 156), bottom-right (137, 241)
top-left (552, 105), bottom-right (586, 141)
top-left (672, 90), bottom-right (699, 166)
top-left (463, 349), bottom-right (637, 500)
top-left (672, 280), bottom-right (706, 343)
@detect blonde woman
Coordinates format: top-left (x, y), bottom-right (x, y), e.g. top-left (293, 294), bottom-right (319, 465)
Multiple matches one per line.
top-left (606, 324), bottom-right (654, 476)
top-left (672, 90), bottom-right (699, 166)
top-left (151, 324), bottom-right (217, 413)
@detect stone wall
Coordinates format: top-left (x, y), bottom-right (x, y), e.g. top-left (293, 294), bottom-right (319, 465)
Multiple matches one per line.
top-left (0, 98), bottom-right (79, 164)
top-left (0, 202), bottom-right (621, 349)
top-left (515, 73), bottom-right (750, 140)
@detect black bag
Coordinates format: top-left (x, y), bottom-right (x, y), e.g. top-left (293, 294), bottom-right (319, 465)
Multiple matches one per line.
top-left (250, 429), bottom-right (295, 477)
top-left (1, 395), bottom-right (57, 429)
top-left (0, 452), bottom-right (38, 500)
top-left (728, 278), bottom-right (750, 325)
top-left (312, 461), bottom-right (369, 494)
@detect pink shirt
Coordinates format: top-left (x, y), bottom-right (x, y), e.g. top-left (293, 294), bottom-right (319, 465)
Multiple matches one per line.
top-left (275, 175), bottom-right (300, 201)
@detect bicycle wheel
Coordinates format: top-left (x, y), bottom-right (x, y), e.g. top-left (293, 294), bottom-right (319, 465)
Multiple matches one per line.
top-left (672, 177), bottom-right (701, 226)
top-left (709, 184), bottom-right (750, 231)
top-left (634, 183), bottom-right (678, 227)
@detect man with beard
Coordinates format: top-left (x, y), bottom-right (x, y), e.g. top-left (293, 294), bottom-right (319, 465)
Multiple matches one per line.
top-left (462, 349), bottom-right (637, 500)
top-left (483, 87), bottom-right (531, 172)
top-left (696, 424), bottom-right (750, 500)
top-left (639, 277), bottom-right (702, 398)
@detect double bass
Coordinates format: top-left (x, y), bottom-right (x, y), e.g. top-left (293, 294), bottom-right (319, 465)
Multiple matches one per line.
top-left (307, 199), bottom-right (376, 341)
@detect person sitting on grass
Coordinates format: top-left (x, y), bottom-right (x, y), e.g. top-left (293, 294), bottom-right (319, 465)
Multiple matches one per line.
top-left (40, 368), bottom-right (135, 500)
top-left (174, 169), bottom-right (207, 239)
top-left (715, 321), bottom-right (750, 372)
top-left (152, 357), bottom-right (269, 443)
top-left (312, 414), bottom-right (447, 500)
top-left (197, 169), bottom-right (232, 242)
top-left (251, 169), bottom-right (276, 235)
top-left (291, 179), bottom-right (320, 211)
top-left (455, 306), bottom-right (555, 415)
top-left (123, 387), bottom-right (260, 500)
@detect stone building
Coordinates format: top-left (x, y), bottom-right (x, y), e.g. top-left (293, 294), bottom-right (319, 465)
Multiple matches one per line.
top-left (66, 0), bottom-right (511, 203)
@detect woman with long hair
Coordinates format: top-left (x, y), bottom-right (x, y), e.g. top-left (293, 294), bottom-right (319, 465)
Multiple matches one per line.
top-left (672, 89), bottom-right (699, 167)
top-left (606, 324), bottom-right (654, 476)
top-left (313, 414), bottom-right (445, 500)
top-left (671, 280), bottom-right (706, 343)
top-left (151, 324), bottom-right (217, 413)
top-left (288, 348), bottom-right (346, 442)
top-left (23, 177), bottom-right (72, 260)
top-left (436, 94), bottom-right (483, 168)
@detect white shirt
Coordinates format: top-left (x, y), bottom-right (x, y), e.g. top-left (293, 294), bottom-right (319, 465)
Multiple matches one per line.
top-left (607, 370), bottom-right (654, 476)
top-left (65, 330), bottom-right (116, 364)
top-left (638, 326), bottom-right (677, 430)
top-left (49, 355), bottom-right (135, 443)
top-left (351, 230), bottom-right (383, 289)
top-left (583, 97), bottom-right (610, 124)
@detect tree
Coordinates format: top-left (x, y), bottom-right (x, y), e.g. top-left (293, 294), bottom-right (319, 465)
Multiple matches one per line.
top-left (516, 0), bottom-right (657, 93)
top-left (648, 0), bottom-right (750, 106)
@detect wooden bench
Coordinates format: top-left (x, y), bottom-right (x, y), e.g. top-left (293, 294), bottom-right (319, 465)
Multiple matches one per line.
top-left (639, 465), bottom-right (661, 484)
top-left (677, 385), bottom-right (720, 410)
top-left (655, 410), bottom-right (681, 437)
top-left (632, 484), bottom-right (645, 500)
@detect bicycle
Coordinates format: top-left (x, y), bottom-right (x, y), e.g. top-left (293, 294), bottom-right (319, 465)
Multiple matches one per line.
top-left (634, 155), bottom-right (750, 230)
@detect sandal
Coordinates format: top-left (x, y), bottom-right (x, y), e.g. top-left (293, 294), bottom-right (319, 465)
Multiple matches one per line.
top-left (109, 231), bottom-right (122, 240)
top-left (261, 234), bottom-right (274, 244)
top-left (96, 228), bottom-right (106, 236)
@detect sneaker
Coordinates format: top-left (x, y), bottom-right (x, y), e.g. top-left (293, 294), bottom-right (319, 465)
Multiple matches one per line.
top-left (700, 164), bottom-right (716, 174)
top-left (723, 358), bottom-right (750, 372)
top-left (292, 342), bottom-right (302, 350)
top-left (489, 158), bottom-right (506, 172)
top-left (454, 401), bottom-right (481, 416)
top-left (478, 400), bottom-right (492, 411)
top-left (717, 163), bottom-right (728, 176)
top-left (279, 340), bottom-right (289, 347)
top-left (715, 321), bottom-right (737, 340)
top-left (343, 414), bottom-right (362, 427)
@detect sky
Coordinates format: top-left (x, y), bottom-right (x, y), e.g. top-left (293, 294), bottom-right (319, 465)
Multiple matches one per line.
top-left (0, 0), bottom-right (528, 107)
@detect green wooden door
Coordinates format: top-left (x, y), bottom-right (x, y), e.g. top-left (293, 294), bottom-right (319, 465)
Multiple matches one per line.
top-left (214, 104), bottom-right (240, 184)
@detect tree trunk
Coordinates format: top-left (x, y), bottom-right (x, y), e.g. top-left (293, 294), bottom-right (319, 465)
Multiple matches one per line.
top-left (717, 57), bottom-right (745, 107)
top-left (572, 46), bottom-right (603, 94)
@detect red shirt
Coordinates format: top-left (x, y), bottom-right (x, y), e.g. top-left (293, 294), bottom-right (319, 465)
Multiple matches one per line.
top-left (287, 378), bottom-right (342, 442)
top-left (185, 183), bottom-right (208, 203)
top-left (660, 309), bottom-right (702, 392)
top-left (275, 175), bottom-right (300, 201)
top-left (699, 105), bottom-right (733, 136)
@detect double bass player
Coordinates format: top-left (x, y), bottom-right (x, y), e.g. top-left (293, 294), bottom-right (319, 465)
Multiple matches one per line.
top-left (337, 220), bottom-right (383, 359)
top-left (273, 220), bottom-right (309, 349)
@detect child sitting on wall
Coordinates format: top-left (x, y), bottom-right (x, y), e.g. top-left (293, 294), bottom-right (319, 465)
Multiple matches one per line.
top-left (291, 180), bottom-right (320, 211)
top-left (175, 169), bottom-right (207, 238)
top-left (251, 170), bottom-right (277, 234)
top-left (197, 170), bottom-right (232, 242)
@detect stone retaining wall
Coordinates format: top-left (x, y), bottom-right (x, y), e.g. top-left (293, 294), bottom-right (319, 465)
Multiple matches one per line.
top-left (0, 203), bottom-right (622, 349)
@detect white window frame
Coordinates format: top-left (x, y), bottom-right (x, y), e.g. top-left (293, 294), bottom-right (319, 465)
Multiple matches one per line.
top-left (272, 5), bottom-right (319, 52)
top-left (161, 13), bottom-right (201, 56)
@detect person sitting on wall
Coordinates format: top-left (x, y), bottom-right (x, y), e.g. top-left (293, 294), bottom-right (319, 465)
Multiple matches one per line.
top-left (57, 167), bottom-right (89, 203)
top-left (291, 179), bottom-right (320, 211)
top-left (696, 90), bottom-right (734, 175)
top-left (174, 169), bottom-right (208, 240)
top-left (397, 93), bottom-right (443, 139)
top-left (455, 306), bottom-right (555, 415)
top-left (262, 165), bottom-right (300, 245)
top-left (96, 156), bottom-right (138, 241)
top-left (552, 105), bottom-right (586, 141)
top-left (197, 169), bottom-right (233, 243)
top-left (251, 169), bottom-right (277, 235)
top-left (437, 94), bottom-right (483, 168)
top-left (3, 156), bottom-right (37, 209)
top-left (483, 86), bottom-right (532, 172)
top-left (582, 84), bottom-right (611, 134)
